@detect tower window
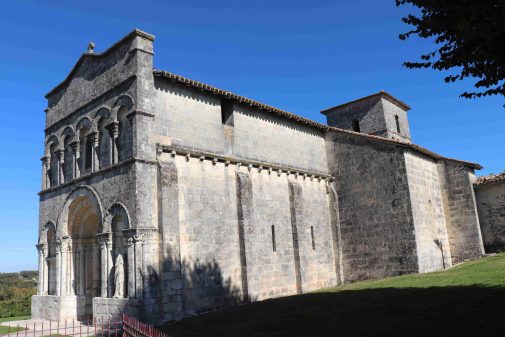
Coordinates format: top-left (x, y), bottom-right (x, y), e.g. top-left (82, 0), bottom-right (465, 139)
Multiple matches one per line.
top-left (271, 225), bottom-right (276, 252)
top-left (395, 115), bottom-right (401, 134)
top-left (311, 226), bottom-right (316, 250)
top-left (352, 119), bottom-right (360, 132)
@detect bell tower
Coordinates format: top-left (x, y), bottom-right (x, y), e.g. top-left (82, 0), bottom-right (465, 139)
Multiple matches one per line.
top-left (321, 91), bottom-right (412, 143)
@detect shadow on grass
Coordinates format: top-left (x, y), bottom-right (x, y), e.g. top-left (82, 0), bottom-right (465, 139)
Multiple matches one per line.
top-left (161, 286), bottom-right (505, 337)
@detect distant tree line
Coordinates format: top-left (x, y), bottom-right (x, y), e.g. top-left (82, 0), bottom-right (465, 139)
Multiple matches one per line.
top-left (0, 271), bottom-right (37, 318)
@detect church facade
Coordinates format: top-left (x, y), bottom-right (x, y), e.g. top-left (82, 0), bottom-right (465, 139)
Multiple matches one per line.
top-left (32, 29), bottom-right (485, 323)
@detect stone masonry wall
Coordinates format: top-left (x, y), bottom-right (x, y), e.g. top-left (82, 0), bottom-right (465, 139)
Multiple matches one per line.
top-left (475, 181), bottom-right (505, 253)
top-left (325, 96), bottom-right (386, 135)
top-left (156, 150), bottom-right (337, 317)
top-left (437, 162), bottom-right (484, 264)
top-left (325, 132), bottom-right (419, 283)
top-left (174, 155), bottom-right (243, 314)
top-left (152, 78), bottom-right (328, 173)
top-left (404, 152), bottom-right (452, 272)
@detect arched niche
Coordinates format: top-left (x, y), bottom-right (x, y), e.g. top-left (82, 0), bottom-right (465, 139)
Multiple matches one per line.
top-left (97, 116), bottom-right (112, 168)
top-left (113, 95), bottom-right (134, 162)
top-left (104, 203), bottom-right (131, 298)
top-left (75, 117), bottom-right (94, 175)
top-left (61, 126), bottom-right (75, 182)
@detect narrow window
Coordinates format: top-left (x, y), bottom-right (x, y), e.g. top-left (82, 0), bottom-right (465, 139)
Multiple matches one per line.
top-left (85, 135), bottom-right (93, 169)
top-left (311, 226), bottom-right (316, 250)
top-left (352, 119), bottom-right (360, 132)
top-left (221, 99), bottom-right (234, 126)
top-left (271, 225), bottom-right (276, 252)
top-left (395, 115), bottom-right (401, 134)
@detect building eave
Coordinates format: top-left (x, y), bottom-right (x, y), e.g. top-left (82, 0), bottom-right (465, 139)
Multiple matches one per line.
top-left (320, 91), bottom-right (412, 114)
top-left (153, 69), bottom-right (480, 171)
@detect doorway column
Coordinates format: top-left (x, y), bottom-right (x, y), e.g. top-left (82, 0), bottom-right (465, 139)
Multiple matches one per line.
top-left (97, 233), bottom-right (112, 298)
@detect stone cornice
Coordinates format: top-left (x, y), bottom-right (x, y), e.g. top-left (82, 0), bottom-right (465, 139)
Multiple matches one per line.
top-left (157, 144), bottom-right (334, 181)
top-left (38, 157), bottom-right (157, 196)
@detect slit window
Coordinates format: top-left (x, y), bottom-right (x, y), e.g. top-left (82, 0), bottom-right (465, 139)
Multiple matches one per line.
top-left (271, 225), bottom-right (276, 252)
top-left (85, 135), bottom-right (93, 169)
top-left (352, 119), bottom-right (360, 132)
top-left (395, 115), bottom-right (401, 134)
top-left (221, 99), bottom-right (234, 126)
top-left (311, 226), bottom-right (316, 250)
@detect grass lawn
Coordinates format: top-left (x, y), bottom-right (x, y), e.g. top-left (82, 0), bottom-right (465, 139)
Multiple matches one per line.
top-left (0, 316), bottom-right (31, 323)
top-left (0, 316), bottom-right (30, 335)
top-left (0, 325), bottom-right (27, 334)
top-left (162, 253), bottom-right (505, 337)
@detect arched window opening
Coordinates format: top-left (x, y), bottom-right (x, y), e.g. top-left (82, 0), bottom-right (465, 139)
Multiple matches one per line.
top-left (98, 117), bottom-right (112, 169)
top-left (63, 135), bottom-right (74, 182)
top-left (84, 135), bottom-right (93, 170)
top-left (352, 119), bottom-right (360, 132)
top-left (49, 143), bottom-right (59, 187)
top-left (117, 106), bottom-right (132, 162)
top-left (77, 121), bottom-right (92, 175)
top-left (395, 115), bottom-right (401, 134)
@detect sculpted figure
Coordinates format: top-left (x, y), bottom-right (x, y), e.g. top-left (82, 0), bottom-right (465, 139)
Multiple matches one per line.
top-left (113, 254), bottom-right (125, 298)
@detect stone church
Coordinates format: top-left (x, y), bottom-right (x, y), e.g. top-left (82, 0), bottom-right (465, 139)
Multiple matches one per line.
top-left (32, 29), bottom-right (486, 323)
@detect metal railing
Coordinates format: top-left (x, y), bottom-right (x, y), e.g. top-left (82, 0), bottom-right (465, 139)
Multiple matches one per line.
top-left (0, 314), bottom-right (166, 337)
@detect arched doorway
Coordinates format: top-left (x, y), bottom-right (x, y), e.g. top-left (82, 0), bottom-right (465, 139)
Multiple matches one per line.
top-left (68, 195), bottom-right (101, 317)
top-left (57, 186), bottom-right (104, 320)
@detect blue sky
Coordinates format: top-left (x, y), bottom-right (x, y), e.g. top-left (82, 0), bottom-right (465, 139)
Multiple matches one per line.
top-left (0, 0), bottom-right (504, 272)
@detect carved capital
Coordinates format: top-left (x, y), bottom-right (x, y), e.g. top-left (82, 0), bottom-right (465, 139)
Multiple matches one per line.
top-left (69, 140), bottom-right (80, 157)
top-left (106, 121), bottom-right (119, 138)
top-left (96, 232), bottom-right (112, 248)
top-left (41, 156), bottom-right (51, 169)
top-left (35, 244), bottom-right (46, 255)
top-left (90, 131), bottom-right (100, 147)
top-left (55, 148), bottom-right (65, 164)
top-left (54, 240), bottom-right (62, 253)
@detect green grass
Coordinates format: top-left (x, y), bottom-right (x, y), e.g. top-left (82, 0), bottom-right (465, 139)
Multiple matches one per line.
top-left (162, 253), bottom-right (505, 337)
top-left (0, 316), bottom-right (30, 323)
top-left (0, 325), bottom-right (27, 334)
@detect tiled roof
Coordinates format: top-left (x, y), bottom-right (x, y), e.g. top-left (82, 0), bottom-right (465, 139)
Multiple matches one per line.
top-left (320, 91), bottom-right (411, 114)
top-left (475, 172), bottom-right (505, 186)
top-left (153, 69), bottom-right (481, 170)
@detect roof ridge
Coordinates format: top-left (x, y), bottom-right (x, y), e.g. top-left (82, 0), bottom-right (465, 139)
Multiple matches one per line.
top-left (153, 69), bottom-right (480, 170)
top-left (475, 171), bottom-right (505, 185)
top-left (320, 91), bottom-right (411, 114)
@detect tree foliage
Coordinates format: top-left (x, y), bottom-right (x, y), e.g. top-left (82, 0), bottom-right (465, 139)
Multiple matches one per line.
top-left (396, 0), bottom-right (505, 98)
top-left (0, 272), bottom-right (36, 318)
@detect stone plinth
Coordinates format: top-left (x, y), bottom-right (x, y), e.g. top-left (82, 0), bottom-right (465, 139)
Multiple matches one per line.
top-left (92, 297), bottom-right (143, 323)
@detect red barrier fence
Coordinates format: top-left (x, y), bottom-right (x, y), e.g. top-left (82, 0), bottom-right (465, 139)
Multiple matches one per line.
top-left (122, 314), bottom-right (168, 337)
top-left (0, 314), bottom-right (167, 337)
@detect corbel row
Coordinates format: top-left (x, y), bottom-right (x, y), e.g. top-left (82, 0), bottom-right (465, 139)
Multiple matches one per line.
top-left (157, 144), bottom-right (335, 183)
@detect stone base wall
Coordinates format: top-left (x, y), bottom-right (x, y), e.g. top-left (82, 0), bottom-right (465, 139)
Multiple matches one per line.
top-left (475, 181), bottom-right (505, 253)
top-left (32, 295), bottom-right (61, 321)
top-left (31, 295), bottom-right (87, 321)
top-left (92, 298), bottom-right (143, 323)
